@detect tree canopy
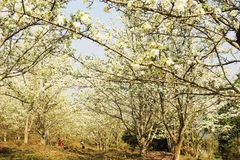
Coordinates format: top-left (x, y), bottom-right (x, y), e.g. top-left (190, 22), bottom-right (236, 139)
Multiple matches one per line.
top-left (0, 0), bottom-right (239, 160)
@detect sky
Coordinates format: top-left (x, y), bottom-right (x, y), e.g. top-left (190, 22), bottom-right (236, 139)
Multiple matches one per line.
top-left (63, 0), bottom-right (119, 58)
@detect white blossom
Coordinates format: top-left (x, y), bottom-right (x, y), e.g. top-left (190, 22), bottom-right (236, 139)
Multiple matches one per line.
top-left (187, 60), bottom-right (192, 65)
top-left (12, 13), bottom-right (19, 21)
top-left (229, 10), bottom-right (238, 17)
top-left (150, 49), bottom-right (159, 56)
top-left (127, 0), bottom-right (134, 8)
top-left (131, 63), bottom-right (141, 70)
top-left (95, 32), bottom-right (102, 40)
top-left (166, 58), bottom-right (174, 66)
top-left (214, 8), bottom-right (222, 17)
top-left (196, 6), bottom-right (205, 15)
top-left (57, 14), bottom-right (65, 25)
top-left (105, 32), bottom-right (112, 40)
top-left (73, 21), bottom-right (81, 29)
top-left (233, 21), bottom-right (240, 30)
top-left (81, 13), bottom-right (91, 25)
top-left (174, 64), bottom-right (181, 70)
top-left (160, 0), bottom-right (171, 10)
top-left (174, 0), bottom-right (188, 12)
top-left (143, 22), bottom-right (152, 30)
top-left (215, 8), bottom-right (221, 14)
top-left (140, 71), bottom-right (145, 75)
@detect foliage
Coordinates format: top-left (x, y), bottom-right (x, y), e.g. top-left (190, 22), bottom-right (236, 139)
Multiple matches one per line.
top-left (216, 102), bottom-right (240, 160)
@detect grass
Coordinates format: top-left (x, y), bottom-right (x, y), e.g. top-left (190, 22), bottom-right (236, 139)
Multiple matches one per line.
top-left (0, 141), bottom-right (141, 160)
top-left (0, 141), bottom-right (217, 160)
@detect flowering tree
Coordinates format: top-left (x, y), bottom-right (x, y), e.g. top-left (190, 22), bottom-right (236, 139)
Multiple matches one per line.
top-left (76, 52), bottom-right (223, 159)
top-left (80, 1), bottom-right (240, 159)
top-left (0, 0), bottom-right (81, 145)
top-left (29, 57), bottom-right (74, 145)
top-left (69, 0), bottom-right (240, 159)
top-left (2, 0), bottom-right (239, 96)
top-left (75, 54), bottom-right (165, 155)
top-left (0, 96), bottom-right (25, 142)
top-left (76, 110), bottom-right (124, 151)
top-left (79, 0), bottom-right (240, 97)
top-left (1, 50), bottom-right (77, 144)
top-left (0, 0), bottom-right (75, 81)
top-left (1, 0), bottom-right (239, 159)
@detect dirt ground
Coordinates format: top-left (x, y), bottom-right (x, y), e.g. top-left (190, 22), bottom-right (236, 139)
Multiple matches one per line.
top-left (143, 151), bottom-right (173, 160)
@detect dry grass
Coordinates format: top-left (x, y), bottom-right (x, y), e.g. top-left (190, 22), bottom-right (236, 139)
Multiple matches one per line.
top-left (0, 141), bottom-right (139, 160)
top-left (0, 141), bottom-right (198, 160)
top-left (0, 141), bottom-right (79, 160)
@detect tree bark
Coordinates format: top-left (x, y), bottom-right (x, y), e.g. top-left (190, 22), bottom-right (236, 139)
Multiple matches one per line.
top-left (40, 134), bottom-right (46, 145)
top-left (167, 138), bottom-right (174, 153)
top-left (24, 114), bottom-right (32, 144)
top-left (24, 129), bottom-right (29, 144)
top-left (139, 137), bottom-right (147, 156)
top-left (99, 141), bottom-right (103, 151)
top-left (116, 135), bottom-right (119, 148)
top-left (173, 139), bottom-right (183, 160)
top-left (24, 115), bottom-right (29, 144)
top-left (3, 131), bottom-right (7, 142)
top-left (140, 145), bottom-right (147, 156)
top-left (96, 142), bottom-right (99, 150)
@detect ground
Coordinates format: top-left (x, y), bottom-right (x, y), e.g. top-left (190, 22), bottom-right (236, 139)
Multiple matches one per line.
top-left (0, 141), bottom-right (197, 160)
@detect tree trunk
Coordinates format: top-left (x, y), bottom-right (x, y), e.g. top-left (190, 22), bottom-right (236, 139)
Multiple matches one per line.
top-left (99, 141), bottom-right (103, 151)
top-left (139, 137), bottom-right (147, 156)
top-left (40, 134), bottom-right (46, 145)
top-left (173, 139), bottom-right (183, 160)
top-left (3, 131), bottom-right (7, 142)
top-left (39, 130), bottom-right (48, 145)
top-left (116, 135), bottom-right (119, 148)
top-left (140, 145), bottom-right (147, 156)
top-left (24, 129), bottom-right (29, 144)
top-left (168, 138), bottom-right (174, 153)
top-left (24, 114), bottom-right (31, 144)
top-left (96, 142), bottom-right (99, 150)
top-left (195, 145), bottom-right (199, 159)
